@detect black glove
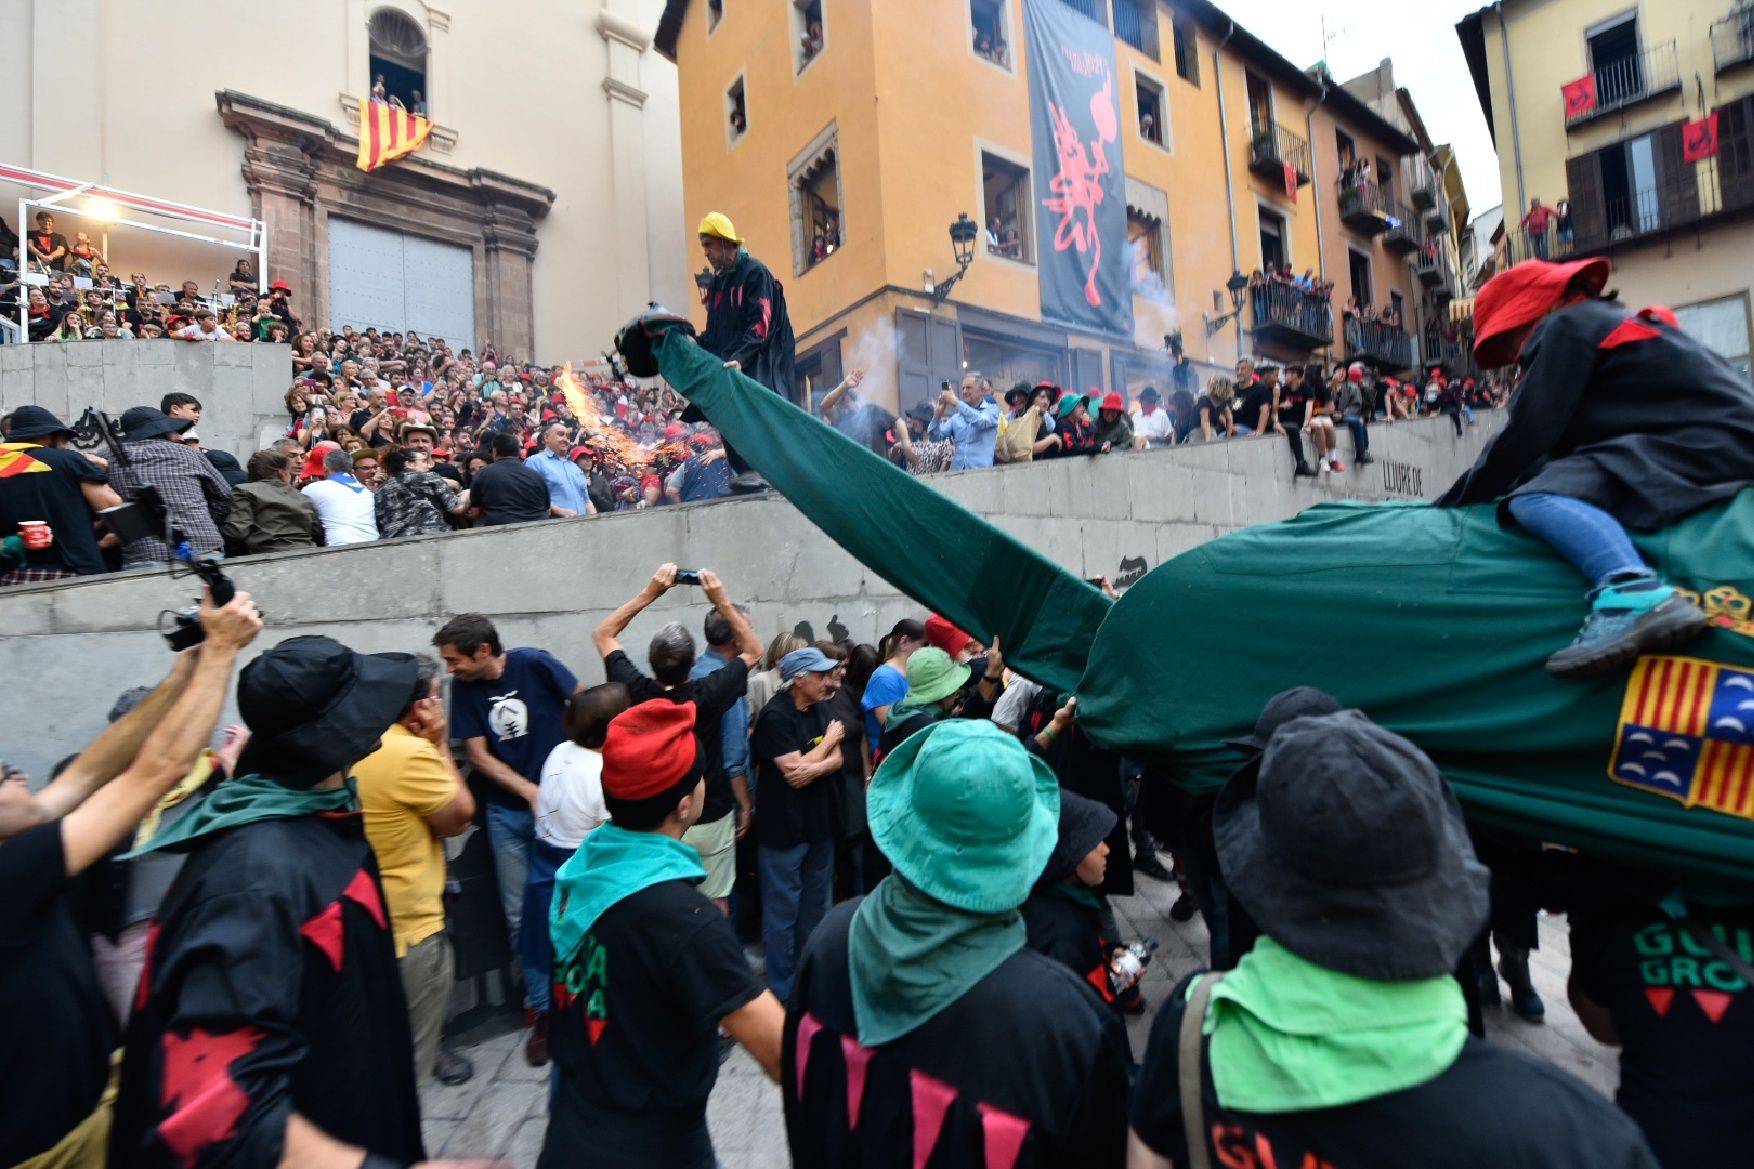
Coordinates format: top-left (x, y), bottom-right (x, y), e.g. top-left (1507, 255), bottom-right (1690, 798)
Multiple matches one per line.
top-left (614, 303), bottom-right (696, 378)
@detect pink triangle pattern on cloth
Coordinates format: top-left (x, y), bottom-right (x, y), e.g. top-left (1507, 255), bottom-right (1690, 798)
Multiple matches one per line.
top-left (841, 1033), bottom-right (874, 1130)
top-left (795, 1011), bottom-right (824, 1099)
top-left (977, 1101), bottom-right (1032, 1169)
top-left (911, 1068), bottom-right (959, 1169)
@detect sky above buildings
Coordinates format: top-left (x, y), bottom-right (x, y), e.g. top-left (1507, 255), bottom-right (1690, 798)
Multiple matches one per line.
top-left (1217, 0), bottom-right (1502, 221)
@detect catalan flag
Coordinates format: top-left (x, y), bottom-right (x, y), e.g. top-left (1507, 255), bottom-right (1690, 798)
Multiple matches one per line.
top-left (0, 443), bottom-right (50, 478)
top-left (1610, 655), bottom-right (1754, 819)
top-left (355, 100), bottom-right (433, 172)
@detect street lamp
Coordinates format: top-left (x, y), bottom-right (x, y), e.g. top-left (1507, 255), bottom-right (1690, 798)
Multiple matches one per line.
top-left (930, 213), bottom-right (981, 307)
top-left (1201, 269), bottom-right (1253, 361)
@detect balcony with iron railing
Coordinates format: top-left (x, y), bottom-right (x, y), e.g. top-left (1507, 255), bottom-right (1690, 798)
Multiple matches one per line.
top-left (1249, 282), bottom-right (1334, 350)
top-left (1412, 246), bottom-right (1445, 288)
top-left (1248, 121), bottom-right (1312, 186)
top-left (1713, 12), bottom-right (1754, 73)
top-left (1563, 40), bottom-right (1682, 129)
top-left (1384, 205), bottom-right (1424, 256)
top-left (1408, 159), bottom-right (1440, 211)
top-left (1337, 178), bottom-right (1396, 235)
top-left (1345, 315), bottom-right (1413, 371)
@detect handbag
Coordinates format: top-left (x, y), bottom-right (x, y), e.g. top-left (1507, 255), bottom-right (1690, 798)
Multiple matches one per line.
top-left (1177, 971), bottom-right (1227, 1169)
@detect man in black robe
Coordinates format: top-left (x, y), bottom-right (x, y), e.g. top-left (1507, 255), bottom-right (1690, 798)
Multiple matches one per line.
top-left (109, 636), bottom-right (498, 1169)
top-left (695, 212), bottom-right (797, 492)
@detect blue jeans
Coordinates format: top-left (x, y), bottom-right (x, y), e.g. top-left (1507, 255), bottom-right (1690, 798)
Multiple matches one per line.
top-left (485, 801), bottom-right (541, 1010)
top-left (1506, 492), bottom-right (1647, 587)
top-left (521, 839), bottom-right (575, 1017)
top-left (1342, 413), bottom-right (1369, 455)
top-left (758, 838), bottom-right (835, 1003)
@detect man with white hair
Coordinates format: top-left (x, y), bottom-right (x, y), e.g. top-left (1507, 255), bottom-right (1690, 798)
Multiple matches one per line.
top-left (301, 447), bottom-right (379, 546)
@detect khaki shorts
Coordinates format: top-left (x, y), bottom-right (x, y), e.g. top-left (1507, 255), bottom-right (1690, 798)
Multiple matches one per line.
top-left (683, 810), bottom-right (737, 900)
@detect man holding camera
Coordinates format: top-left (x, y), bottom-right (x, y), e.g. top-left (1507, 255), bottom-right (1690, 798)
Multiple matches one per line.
top-left (0, 587), bottom-right (262, 1169)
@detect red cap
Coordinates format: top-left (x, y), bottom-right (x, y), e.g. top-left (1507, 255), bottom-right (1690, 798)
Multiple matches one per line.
top-left (1346, 365), bottom-right (1364, 384)
top-left (301, 440), bottom-right (339, 479)
top-left (1473, 257), bottom-right (1609, 368)
top-left (1099, 391), bottom-right (1125, 413)
top-left (269, 279), bottom-right (291, 292)
top-left (924, 613), bottom-right (976, 657)
top-left (664, 423), bottom-right (686, 440)
top-left (600, 700), bottom-right (699, 799)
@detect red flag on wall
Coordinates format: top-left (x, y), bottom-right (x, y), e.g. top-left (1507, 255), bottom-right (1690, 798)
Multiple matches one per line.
top-left (1562, 75), bottom-right (1597, 119)
top-left (355, 100), bottom-right (434, 172)
top-left (1684, 113), bottom-right (1721, 163)
top-left (1283, 161), bottom-right (1298, 202)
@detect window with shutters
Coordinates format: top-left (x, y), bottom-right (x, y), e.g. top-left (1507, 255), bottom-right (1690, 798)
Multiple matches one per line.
top-left (368, 9), bottom-right (428, 115)
top-left (982, 152), bottom-right (1034, 264)
top-left (1720, 95), bottom-right (1754, 214)
top-left (1172, 16), bottom-right (1200, 86)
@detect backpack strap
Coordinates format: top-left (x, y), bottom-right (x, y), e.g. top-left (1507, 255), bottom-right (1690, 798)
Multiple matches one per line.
top-left (1178, 971), bottom-right (1226, 1169)
top-left (1680, 918), bottom-right (1754, 988)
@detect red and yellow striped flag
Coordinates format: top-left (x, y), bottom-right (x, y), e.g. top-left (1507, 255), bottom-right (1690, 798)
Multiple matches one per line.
top-left (0, 444), bottom-right (50, 478)
top-left (355, 101), bottom-right (433, 172)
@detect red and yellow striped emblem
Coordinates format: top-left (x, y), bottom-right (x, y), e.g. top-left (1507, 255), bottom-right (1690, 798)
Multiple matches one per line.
top-left (1610, 655), bottom-right (1754, 819)
top-left (0, 443), bottom-right (51, 478)
top-left (355, 101), bottom-right (433, 172)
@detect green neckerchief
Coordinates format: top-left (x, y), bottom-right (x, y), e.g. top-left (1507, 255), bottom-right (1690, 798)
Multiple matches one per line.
top-left (1054, 882), bottom-right (1103, 910)
top-left (884, 695), bottom-right (940, 734)
top-left (1200, 936), bottom-right (1467, 1113)
top-left (550, 822), bottom-right (707, 964)
top-left (123, 773), bottom-right (358, 857)
top-left (849, 872), bottom-right (1025, 1047)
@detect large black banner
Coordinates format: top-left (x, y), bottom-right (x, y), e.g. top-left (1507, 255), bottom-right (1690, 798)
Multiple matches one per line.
top-left (1024, 0), bottom-right (1132, 338)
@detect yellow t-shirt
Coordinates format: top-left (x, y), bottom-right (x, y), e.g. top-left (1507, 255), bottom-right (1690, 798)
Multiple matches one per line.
top-left (354, 723), bottom-right (458, 956)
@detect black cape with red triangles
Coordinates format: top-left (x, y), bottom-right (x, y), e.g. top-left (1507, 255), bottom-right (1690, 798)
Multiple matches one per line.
top-left (1435, 296), bottom-right (1754, 530)
top-left (108, 811), bottom-right (424, 1169)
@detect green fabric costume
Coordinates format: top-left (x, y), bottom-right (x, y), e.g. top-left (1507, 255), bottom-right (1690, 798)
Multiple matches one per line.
top-left (652, 332), bottom-right (1754, 881)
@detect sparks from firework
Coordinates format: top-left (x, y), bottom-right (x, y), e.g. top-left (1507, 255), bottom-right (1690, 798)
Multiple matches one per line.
top-left (553, 363), bottom-right (692, 476)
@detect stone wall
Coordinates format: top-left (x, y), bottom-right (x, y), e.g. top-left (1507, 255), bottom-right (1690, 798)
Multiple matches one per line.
top-left (0, 411), bottom-right (1504, 777)
top-left (0, 340), bottom-right (293, 460)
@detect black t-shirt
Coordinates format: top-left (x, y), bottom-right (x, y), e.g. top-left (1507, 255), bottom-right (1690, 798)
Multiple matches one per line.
top-left (1235, 381), bottom-right (1274, 432)
top-left (30, 231), bottom-right (69, 270)
top-left (1277, 381), bottom-right (1311, 426)
top-left (0, 822), bottom-right (116, 1165)
top-left (751, 693), bottom-right (840, 849)
top-left (0, 444), bottom-right (109, 574)
top-left (821, 687), bottom-right (867, 841)
top-left (541, 880), bottom-right (763, 1169)
top-left (1022, 886), bottom-right (1116, 1007)
top-left (1131, 971), bottom-right (1659, 1169)
top-left (1570, 902), bottom-right (1754, 1167)
top-left (469, 458), bottom-right (551, 525)
top-left (783, 899), bottom-right (1132, 1169)
top-left (602, 649), bottom-right (750, 824)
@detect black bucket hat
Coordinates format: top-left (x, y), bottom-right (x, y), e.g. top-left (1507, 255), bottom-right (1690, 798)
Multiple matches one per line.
top-left (4, 405), bottom-right (76, 442)
top-left (1003, 385), bottom-right (1031, 408)
top-left (118, 406), bottom-right (193, 442)
top-left (1223, 685), bottom-right (1342, 754)
top-left (1036, 790), bottom-right (1119, 888)
top-left (1213, 710), bottom-right (1489, 981)
top-left (233, 636), bottom-right (422, 789)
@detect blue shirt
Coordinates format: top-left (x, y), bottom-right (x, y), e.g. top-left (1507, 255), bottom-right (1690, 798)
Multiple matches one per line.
top-left (530, 448), bottom-right (592, 515)
top-left (690, 647), bottom-right (750, 781)
top-left (928, 397), bottom-right (1001, 470)
top-left (678, 453), bottom-right (732, 502)
top-left (450, 647), bottom-right (578, 798)
top-left (861, 663), bottom-right (909, 750)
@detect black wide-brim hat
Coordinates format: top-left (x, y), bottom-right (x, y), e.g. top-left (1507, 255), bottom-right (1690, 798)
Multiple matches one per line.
top-left (234, 635), bottom-right (422, 788)
top-left (1222, 685), bottom-right (1342, 753)
top-left (118, 406), bottom-right (193, 443)
top-left (4, 405), bottom-right (76, 442)
top-left (1214, 710), bottom-right (1489, 981)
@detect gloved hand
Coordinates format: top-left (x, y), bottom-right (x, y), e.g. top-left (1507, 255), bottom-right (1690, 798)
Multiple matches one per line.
top-left (613, 303), bottom-right (696, 378)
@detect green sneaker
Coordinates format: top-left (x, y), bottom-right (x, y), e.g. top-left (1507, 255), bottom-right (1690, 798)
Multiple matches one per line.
top-left (1544, 579), bottom-right (1710, 680)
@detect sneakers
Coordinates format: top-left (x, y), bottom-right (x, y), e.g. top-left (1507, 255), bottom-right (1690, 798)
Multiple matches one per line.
top-left (1169, 893), bottom-right (1197, 922)
top-left (524, 1008), bottom-right (550, 1067)
top-left (434, 1046), bottom-right (474, 1085)
top-left (1328, 457), bottom-right (1346, 473)
top-left (1357, 451), bottom-right (1375, 464)
top-left (1293, 461), bottom-right (1318, 478)
top-left (1498, 949), bottom-right (1546, 1023)
top-left (1544, 578), bottom-right (1710, 680)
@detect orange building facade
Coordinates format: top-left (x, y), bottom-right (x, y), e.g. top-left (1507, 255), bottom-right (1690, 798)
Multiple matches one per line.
top-left (655, 0), bottom-right (1426, 414)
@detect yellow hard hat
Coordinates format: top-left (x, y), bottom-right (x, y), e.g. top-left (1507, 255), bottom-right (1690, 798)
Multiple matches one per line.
top-left (697, 212), bottom-right (742, 245)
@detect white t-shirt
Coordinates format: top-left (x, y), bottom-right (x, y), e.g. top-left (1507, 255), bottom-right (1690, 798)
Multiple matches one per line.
top-left (1131, 407), bottom-right (1175, 446)
top-left (301, 478), bottom-right (379, 545)
top-left (536, 741), bottom-right (610, 849)
top-left (173, 324), bottom-right (233, 341)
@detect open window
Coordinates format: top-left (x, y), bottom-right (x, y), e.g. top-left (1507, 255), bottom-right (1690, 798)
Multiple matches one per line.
top-left (1347, 249), bottom-right (1374, 310)
top-left (793, 0), bottom-right (825, 73)
top-left (981, 152), bottom-right (1033, 264)
top-left (1136, 73), bottom-right (1166, 148)
top-left (1588, 13), bottom-right (1643, 106)
top-left (970, 0), bottom-right (1013, 69)
top-left (1375, 155), bottom-right (1397, 204)
top-left (789, 129), bottom-right (843, 275)
top-left (1172, 15), bottom-right (1200, 85)
top-left (707, 0), bottom-right (724, 33)
top-left (368, 8), bottom-right (428, 115)
top-left (1245, 72), bottom-right (1273, 139)
top-left (726, 75), bottom-right (748, 146)
top-left (1258, 207), bottom-right (1287, 273)
top-left (1335, 129), bottom-right (1357, 171)
top-left (1128, 208), bottom-right (1165, 282)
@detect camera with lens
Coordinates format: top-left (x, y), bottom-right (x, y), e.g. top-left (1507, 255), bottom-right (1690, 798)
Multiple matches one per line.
top-left (96, 483), bottom-right (242, 651)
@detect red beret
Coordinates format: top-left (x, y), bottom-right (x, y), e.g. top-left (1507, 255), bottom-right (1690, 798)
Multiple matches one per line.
top-left (924, 613), bottom-right (976, 656)
top-left (600, 700), bottom-right (699, 800)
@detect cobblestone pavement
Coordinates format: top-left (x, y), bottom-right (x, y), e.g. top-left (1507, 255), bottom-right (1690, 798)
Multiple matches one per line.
top-left (422, 868), bottom-right (1617, 1168)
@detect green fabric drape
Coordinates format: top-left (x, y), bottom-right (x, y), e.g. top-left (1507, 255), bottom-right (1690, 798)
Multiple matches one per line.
top-left (655, 332), bottom-right (1109, 699)
top-left (124, 773), bottom-right (358, 856)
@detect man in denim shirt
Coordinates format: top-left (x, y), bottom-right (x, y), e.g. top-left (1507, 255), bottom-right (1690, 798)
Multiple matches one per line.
top-left (928, 372), bottom-right (1001, 470)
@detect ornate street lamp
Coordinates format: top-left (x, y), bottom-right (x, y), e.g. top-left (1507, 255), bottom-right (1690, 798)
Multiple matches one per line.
top-left (931, 213), bottom-right (980, 306)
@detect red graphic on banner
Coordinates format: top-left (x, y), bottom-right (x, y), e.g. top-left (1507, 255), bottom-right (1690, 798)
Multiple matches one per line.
top-left (1684, 113), bottom-right (1720, 163)
top-left (1283, 161), bottom-right (1298, 202)
top-left (1043, 69), bottom-right (1118, 308)
top-left (1562, 75), bottom-right (1597, 119)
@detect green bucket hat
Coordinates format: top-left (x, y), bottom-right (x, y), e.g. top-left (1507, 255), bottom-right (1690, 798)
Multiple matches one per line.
top-left (868, 720), bottom-right (1060, 913)
top-left (1055, 392), bottom-right (1090, 419)
top-left (902, 647), bottom-right (971, 706)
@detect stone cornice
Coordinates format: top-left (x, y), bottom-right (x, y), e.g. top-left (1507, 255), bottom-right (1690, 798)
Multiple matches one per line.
top-left (602, 76), bottom-right (649, 109)
top-left (596, 8), bottom-right (651, 52)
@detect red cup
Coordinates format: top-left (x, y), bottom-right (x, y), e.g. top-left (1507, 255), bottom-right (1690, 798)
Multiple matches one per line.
top-left (17, 521), bottom-right (52, 551)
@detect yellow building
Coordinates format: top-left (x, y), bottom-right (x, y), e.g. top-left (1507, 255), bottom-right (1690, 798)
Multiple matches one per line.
top-left (654, 0), bottom-right (1426, 414)
top-left (1458, 0), bottom-right (1754, 375)
top-left (1, 0), bottom-right (690, 362)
